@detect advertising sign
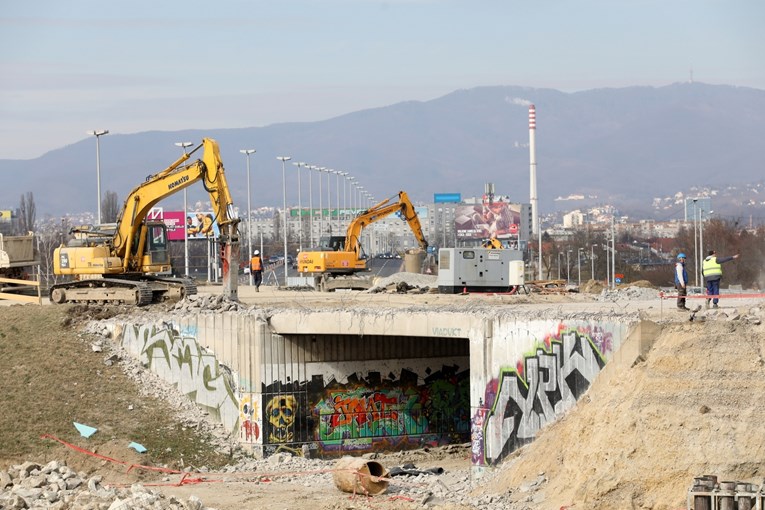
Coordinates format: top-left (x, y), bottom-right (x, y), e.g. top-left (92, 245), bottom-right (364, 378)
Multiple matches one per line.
top-left (163, 211), bottom-right (186, 241)
top-left (454, 201), bottom-right (521, 240)
top-left (153, 209), bottom-right (220, 240)
top-left (434, 193), bottom-right (461, 203)
top-left (185, 212), bottom-right (220, 239)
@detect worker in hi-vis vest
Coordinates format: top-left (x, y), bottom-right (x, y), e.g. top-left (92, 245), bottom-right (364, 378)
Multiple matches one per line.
top-left (250, 250), bottom-right (263, 292)
top-left (702, 249), bottom-right (739, 308)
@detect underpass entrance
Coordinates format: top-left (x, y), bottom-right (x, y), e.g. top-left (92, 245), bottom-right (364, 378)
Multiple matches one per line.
top-left (260, 333), bottom-right (470, 458)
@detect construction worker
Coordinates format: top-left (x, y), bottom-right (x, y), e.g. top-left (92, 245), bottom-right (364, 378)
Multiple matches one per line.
top-left (250, 250), bottom-right (263, 292)
top-left (674, 253), bottom-right (690, 311)
top-left (702, 250), bottom-right (739, 308)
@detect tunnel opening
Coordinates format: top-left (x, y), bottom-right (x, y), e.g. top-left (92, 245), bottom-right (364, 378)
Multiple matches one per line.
top-left (261, 333), bottom-right (470, 459)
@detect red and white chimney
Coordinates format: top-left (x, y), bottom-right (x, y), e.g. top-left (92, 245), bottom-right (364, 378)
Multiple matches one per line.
top-left (529, 104), bottom-right (538, 235)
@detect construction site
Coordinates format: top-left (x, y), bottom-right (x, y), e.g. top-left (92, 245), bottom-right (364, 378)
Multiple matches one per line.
top-left (1, 275), bottom-right (765, 510)
top-left (1, 134), bottom-right (765, 508)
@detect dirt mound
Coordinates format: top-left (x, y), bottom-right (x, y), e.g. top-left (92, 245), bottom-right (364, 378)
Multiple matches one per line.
top-left (478, 319), bottom-right (765, 509)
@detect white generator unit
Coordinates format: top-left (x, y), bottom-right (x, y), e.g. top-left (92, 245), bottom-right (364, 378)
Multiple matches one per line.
top-left (437, 248), bottom-right (524, 294)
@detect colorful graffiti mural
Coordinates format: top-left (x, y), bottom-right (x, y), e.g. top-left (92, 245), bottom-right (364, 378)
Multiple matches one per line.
top-left (121, 322), bottom-right (240, 432)
top-left (261, 365), bottom-right (470, 457)
top-left (477, 326), bottom-right (607, 466)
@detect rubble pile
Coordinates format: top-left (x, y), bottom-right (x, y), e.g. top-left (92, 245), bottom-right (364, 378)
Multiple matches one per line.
top-left (0, 460), bottom-right (218, 510)
top-left (597, 285), bottom-right (662, 302)
top-left (366, 272), bottom-right (438, 293)
top-left (172, 294), bottom-right (245, 313)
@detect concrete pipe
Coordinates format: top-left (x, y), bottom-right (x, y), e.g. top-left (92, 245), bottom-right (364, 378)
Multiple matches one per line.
top-left (333, 456), bottom-right (389, 495)
top-left (404, 249), bottom-right (425, 274)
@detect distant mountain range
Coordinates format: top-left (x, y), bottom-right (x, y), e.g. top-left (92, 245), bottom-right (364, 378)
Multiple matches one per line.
top-left (2, 82), bottom-right (764, 221)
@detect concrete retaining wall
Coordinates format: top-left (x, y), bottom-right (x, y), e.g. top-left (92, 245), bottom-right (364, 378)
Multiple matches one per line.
top-left (111, 309), bottom-right (648, 465)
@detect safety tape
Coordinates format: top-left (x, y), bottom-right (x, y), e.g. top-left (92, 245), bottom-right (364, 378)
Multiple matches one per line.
top-left (658, 292), bottom-right (765, 300)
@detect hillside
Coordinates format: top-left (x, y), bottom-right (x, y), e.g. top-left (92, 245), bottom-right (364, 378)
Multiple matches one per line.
top-left (1, 82), bottom-right (764, 220)
top-left (481, 316), bottom-right (765, 509)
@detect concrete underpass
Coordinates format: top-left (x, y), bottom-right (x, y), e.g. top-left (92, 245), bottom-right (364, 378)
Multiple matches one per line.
top-left (107, 291), bottom-right (654, 470)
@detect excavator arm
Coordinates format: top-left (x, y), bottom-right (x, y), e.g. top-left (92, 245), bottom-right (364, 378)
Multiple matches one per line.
top-left (113, 138), bottom-right (237, 266)
top-left (343, 191), bottom-right (428, 256)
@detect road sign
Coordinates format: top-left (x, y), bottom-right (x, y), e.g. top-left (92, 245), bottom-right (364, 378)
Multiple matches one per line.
top-left (509, 223), bottom-right (518, 234)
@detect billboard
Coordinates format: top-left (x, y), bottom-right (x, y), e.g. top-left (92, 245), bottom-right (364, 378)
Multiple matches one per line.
top-left (454, 201), bottom-right (521, 240)
top-left (185, 212), bottom-right (220, 239)
top-left (150, 208), bottom-right (219, 240)
top-left (434, 193), bottom-right (461, 203)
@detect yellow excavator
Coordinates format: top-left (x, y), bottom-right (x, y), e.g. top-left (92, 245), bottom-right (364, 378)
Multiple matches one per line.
top-left (481, 237), bottom-right (504, 249)
top-left (297, 191), bottom-right (428, 291)
top-left (50, 138), bottom-right (240, 305)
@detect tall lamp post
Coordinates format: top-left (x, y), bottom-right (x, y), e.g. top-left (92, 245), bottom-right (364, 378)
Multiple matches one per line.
top-left (176, 141), bottom-right (193, 277)
top-left (557, 252), bottom-right (562, 280)
top-left (317, 167), bottom-right (325, 237)
top-left (334, 170), bottom-right (341, 229)
top-left (293, 162), bottom-right (305, 252)
top-left (566, 249), bottom-right (572, 283)
top-left (591, 243), bottom-right (597, 281)
top-left (692, 198), bottom-right (699, 288)
top-left (308, 165), bottom-right (316, 247)
top-left (326, 169), bottom-right (333, 234)
top-left (277, 156), bottom-right (291, 285)
top-left (87, 129), bottom-right (109, 224)
top-left (578, 247), bottom-right (583, 287)
top-left (240, 149), bottom-right (256, 285)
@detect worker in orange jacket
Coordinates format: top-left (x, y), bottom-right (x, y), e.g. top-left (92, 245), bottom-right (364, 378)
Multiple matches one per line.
top-left (250, 250), bottom-right (263, 292)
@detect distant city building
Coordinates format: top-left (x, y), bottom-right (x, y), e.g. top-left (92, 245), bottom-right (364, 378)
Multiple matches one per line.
top-left (562, 210), bottom-right (585, 228)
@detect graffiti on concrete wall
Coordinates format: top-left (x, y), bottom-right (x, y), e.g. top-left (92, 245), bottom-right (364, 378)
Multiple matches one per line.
top-left (121, 322), bottom-right (240, 432)
top-left (266, 394), bottom-right (298, 443)
top-left (239, 394), bottom-right (261, 444)
top-left (261, 364), bottom-right (470, 456)
top-left (477, 326), bottom-right (607, 466)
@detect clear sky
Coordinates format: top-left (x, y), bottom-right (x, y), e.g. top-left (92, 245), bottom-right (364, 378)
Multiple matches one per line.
top-left (2, 0), bottom-right (763, 160)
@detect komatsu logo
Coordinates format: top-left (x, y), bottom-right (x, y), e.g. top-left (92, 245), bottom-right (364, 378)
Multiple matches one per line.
top-left (168, 175), bottom-right (189, 190)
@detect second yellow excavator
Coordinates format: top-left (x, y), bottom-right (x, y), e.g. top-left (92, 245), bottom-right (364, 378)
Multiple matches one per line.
top-left (297, 191), bottom-right (428, 291)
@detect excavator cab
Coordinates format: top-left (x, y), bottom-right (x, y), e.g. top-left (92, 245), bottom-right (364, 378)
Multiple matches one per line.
top-left (139, 221), bottom-right (172, 274)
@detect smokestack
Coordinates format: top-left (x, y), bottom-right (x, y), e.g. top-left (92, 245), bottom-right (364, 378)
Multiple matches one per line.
top-left (529, 104), bottom-right (538, 235)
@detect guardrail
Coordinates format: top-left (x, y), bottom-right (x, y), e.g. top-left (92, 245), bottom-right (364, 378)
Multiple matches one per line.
top-left (0, 273), bottom-right (42, 305)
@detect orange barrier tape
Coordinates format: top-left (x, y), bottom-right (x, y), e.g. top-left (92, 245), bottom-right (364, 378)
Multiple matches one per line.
top-left (658, 292), bottom-right (765, 300)
top-left (41, 434), bottom-right (181, 475)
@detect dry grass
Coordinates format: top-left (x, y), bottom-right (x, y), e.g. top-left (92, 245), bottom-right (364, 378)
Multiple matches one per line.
top-left (0, 304), bottom-right (231, 472)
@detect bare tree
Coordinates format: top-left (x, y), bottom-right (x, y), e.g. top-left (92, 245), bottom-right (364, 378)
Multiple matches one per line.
top-left (101, 190), bottom-right (120, 224)
top-left (18, 192), bottom-right (36, 234)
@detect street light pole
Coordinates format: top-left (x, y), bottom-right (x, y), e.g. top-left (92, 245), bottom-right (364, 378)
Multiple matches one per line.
top-left (240, 149), bottom-right (256, 285)
top-left (87, 129), bottom-right (109, 224)
top-left (326, 169), bottom-right (333, 234)
top-left (335, 170), bottom-right (342, 226)
top-left (308, 165), bottom-right (315, 247)
top-left (277, 156), bottom-right (292, 285)
top-left (591, 244), bottom-right (596, 281)
top-left (176, 142), bottom-right (193, 277)
top-left (578, 248), bottom-right (583, 287)
top-left (692, 198), bottom-right (699, 288)
top-left (293, 162), bottom-right (305, 253)
top-left (317, 167), bottom-right (325, 237)
top-left (566, 249), bottom-right (571, 283)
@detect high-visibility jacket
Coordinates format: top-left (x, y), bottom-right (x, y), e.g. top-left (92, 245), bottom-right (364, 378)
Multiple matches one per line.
top-left (702, 256), bottom-right (722, 279)
top-left (250, 256), bottom-right (262, 272)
